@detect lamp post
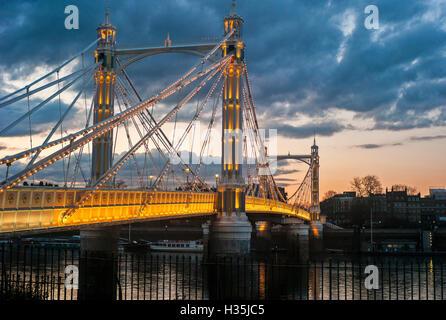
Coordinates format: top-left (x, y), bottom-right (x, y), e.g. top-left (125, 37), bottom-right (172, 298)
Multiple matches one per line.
top-left (185, 167), bottom-right (190, 185)
top-left (215, 174), bottom-right (219, 188)
top-left (149, 175), bottom-right (153, 188)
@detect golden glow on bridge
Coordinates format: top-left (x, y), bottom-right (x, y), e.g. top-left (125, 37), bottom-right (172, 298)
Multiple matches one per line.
top-left (0, 188), bottom-right (310, 234)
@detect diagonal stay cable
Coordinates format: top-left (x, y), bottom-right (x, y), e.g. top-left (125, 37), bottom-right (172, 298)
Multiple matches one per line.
top-left (152, 66), bottom-right (226, 191)
top-left (0, 68), bottom-right (88, 109)
top-left (0, 39), bottom-right (98, 103)
top-left (118, 61), bottom-right (226, 192)
top-left (0, 63), bottom-right (99, 137)
top-left (0, 56), bottom-right (230, 168)
top-left (61, 61), bottom-right (226, 221)
top-left (26, 67), bottom-right (96, 168)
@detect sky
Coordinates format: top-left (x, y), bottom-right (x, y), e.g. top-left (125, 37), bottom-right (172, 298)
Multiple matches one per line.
top-left (0, 0), bottom-right (445, 198)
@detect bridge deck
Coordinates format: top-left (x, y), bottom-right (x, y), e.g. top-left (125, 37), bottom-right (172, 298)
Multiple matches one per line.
top-left (0, 187), bottom-right (310, 235)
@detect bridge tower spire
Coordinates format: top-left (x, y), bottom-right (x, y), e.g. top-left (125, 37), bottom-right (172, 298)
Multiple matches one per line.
top-left (310, 137), bottom-right (320, 220)
top-left (310, 137), bottom-right (324, 239)
top-left (91, 10), bottom-right (117, 183)
top-left (210, 4), bottom-right (252, 255)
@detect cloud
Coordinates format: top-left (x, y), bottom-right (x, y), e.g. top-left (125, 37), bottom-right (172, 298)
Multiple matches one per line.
top-left (268, 121), bottom-right (347, 139)
top-left (274, 168), bottom-right (301, 176)
top-left (1, 0), bottom-right (446, 142)
top-left (410, 134), bottom-right (446, 141)
top-left (354, 142), bottom-right (403, 149)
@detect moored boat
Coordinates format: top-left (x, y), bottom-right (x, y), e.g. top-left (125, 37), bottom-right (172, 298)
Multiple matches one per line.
top-left (149, 240), bottom-right (203, 253)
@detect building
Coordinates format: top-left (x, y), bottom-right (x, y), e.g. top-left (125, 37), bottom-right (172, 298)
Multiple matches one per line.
top-left (420, 188), bottom-right (446, 228)
top-left (321, 186), bottom-right (446, 228)
top-left (320, 191), bottom-right (356, 226)
top-left (386, 186), bottom-right (421, 224)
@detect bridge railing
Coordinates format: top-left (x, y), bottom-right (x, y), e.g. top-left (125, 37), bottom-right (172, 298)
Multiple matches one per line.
top-left (0, 187), bottom-right (311, 234)
top-left (245, 196), bottom-right (311, 221)
top-left (0, 187), bottom-right (217, 234)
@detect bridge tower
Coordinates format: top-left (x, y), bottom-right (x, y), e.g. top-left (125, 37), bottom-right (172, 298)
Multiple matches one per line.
top-left (310, 138), bottom-right (323, 238)
top-left (91, 9), bottom-right (117, 184)
top-left (79, 10), bottom-right (119, 300)
top-left (310, 138), bottom-right (320, 220)
top-left (210, 1), bottom-right (252, 255)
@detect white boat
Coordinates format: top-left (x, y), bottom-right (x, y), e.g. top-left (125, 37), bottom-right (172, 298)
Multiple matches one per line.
top-left (149, 240), bottom-right (203, 253)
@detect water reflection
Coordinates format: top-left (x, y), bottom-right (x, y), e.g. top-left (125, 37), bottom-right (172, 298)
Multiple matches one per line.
top-left (1, 244), bottom-right (446, 300)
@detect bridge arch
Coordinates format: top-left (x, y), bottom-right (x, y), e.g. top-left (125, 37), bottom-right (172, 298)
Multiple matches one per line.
top-left (115, 47), bottom-right (215, 74)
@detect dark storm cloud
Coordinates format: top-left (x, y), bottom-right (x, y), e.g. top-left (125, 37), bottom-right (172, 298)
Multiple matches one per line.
top-left (0, 98), bottom-right (87, 137)
top-left (268, 121), bottom-right (346, 139)
top-left (354, 142), bottom-right (402, 149)
top-left (0, 0), bottom-right (445, 139)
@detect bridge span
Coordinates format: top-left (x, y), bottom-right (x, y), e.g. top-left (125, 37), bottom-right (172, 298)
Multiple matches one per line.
top-left (0, 187), bottom-right (310, 236)
top-left (0, 3), bottom-right (322, 261)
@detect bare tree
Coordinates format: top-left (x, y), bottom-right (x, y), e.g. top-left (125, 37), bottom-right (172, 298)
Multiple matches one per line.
top-left (351, 175), bottom-right (382, 197)
top-left (323, 190), bottom-right (337, 200)
top-left (351, 177), bottom-right (364, 197)
top-left (362, 175), bottom-right (383, 196)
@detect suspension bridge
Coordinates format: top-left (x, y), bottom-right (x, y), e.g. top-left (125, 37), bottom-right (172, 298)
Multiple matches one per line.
top-left (0, 4), bottom-right (322, 253)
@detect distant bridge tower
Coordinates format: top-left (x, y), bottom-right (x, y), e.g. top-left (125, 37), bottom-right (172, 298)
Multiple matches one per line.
top-left (310, 138), bottom-right (320, 220)
top-left (310, 138), bottom-right (323, 238)
top-left (91, 10), bottom-right (117, 183)
top-left (210, 1), bottom-right (252, 255)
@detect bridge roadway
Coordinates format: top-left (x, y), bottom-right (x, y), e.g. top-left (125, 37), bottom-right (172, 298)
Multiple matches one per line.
top-left (0, 187), bottom-right (310, 235)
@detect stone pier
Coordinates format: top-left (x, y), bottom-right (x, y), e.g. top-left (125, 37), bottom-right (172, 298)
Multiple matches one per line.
top-left (78, 227), bottom-right (119, 300)
top-left (209, 213), bottom-right (252, 256)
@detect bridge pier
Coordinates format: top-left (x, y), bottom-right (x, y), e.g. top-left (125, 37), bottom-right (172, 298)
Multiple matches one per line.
top-left (310, 220), bottom-right (324, 239)
top-left (202, 221), bottom-right (211, 259)
top-left (284, 223), bottom-right (310, 262)
top-left (253, 221), bottom-right (272, 253)
top-left (209, 213), bottom-right (252, 257)
top-left (309, 221), bottom-right (324, 253)
top-left (286, 223), bottom-right (310, 240)
top-left (79, 227), bottom-right (119, 300)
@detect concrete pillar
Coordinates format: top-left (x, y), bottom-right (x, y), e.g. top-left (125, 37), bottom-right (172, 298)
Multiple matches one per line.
top-left (253, 221), bottom-right (272, 253)
top-left (285, 224), bottom-right (309, 262)
top-left (79, 227), bottom-right (119, 300)
top-left (202, 221), bottom-right (211, 259)
top-left (209, 213), bottom-right (252, 256)
top-left (286, 223), bottom-right (309, 240)
top-left (309, 221), bottom-right (324, 253)
top-left (310, 220), bottom-right (323, 239)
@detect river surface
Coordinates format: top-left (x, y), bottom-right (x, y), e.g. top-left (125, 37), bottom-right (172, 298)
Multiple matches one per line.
top-left (1, 240), bottom-right (446, 300)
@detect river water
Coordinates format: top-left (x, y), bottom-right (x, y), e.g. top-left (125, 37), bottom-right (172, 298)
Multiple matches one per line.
top-left (1, 240), bottom-right (446, 300)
